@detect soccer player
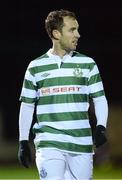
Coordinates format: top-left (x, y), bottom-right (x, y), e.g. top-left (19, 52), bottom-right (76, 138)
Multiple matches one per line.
top-left (18, 9), bottom-right (108, 180)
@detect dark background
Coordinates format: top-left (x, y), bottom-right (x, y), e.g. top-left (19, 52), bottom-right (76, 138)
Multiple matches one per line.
top-left (0, 0), bottom-right (122, 141)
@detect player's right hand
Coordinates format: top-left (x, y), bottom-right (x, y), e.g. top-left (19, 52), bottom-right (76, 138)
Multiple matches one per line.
top-left (18, 140), bottom-right (31, 168)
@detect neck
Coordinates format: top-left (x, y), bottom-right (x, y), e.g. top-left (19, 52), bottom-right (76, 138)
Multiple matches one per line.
top-left (51, 42), bottom-right (69, 58)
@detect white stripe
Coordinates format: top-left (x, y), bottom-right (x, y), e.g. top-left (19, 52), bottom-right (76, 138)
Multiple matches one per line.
top-left (34, 132), bottom-right (92, 145)
top-left (34, 120), bottom-right (90, 130)
top-left (88, 82), bottom-right (104, 94)
top-left (37, 102), bottom-right (89, 114)
top-left (21, 88), bottom-right (37, 98)
top-left (28, 58), bottom-right (55, 67)
top-left (68, 57), bottom-right (94, 64)
top-left (29, 55), bottom-right (94, 68)
top-left (39, 85), bottom-right (89, 96)
top-left (35, 68), bottom-right (89, 82)
top-left (89, 65), bottom-right (99, 76)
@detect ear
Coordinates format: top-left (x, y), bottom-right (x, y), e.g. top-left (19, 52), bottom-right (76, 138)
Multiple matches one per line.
top-left (52, 29), bottom-right (61, 40)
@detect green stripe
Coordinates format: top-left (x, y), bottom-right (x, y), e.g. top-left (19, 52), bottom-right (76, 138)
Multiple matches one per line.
top-left (62, 63), bottom-right (94, 69)
top-left (90, 90), bottom-right (105, 98)
top-left (20, 96), bottom-right (37, 103)
top-left (33, 126), bottom-right (92, 137)
top-left (35, 141), bottom-right (93, 153)
top-left (37, 76), bottom-right (88, 88)
top-left (29, 64), bottom-right (58, 74)
top-left (88, 73), bottom-right (101, 85)
top-left (37, 111), bottom-right (88, 122)
top-left (24, 79), bottom-right (37, 90)
top-left (37, 94), bottom-right (89, 105)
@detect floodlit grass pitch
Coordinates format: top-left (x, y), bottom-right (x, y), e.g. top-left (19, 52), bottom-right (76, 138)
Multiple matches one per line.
top-left (0, 164), bottom-right (122, 179)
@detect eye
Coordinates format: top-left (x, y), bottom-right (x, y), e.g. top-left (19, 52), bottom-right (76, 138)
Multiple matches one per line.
top-left (69, 28), bottom-right (75, 32)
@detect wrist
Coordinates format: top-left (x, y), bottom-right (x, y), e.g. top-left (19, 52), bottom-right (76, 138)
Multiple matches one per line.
top-left (19, 140), bottom-right (29, 147)
top-left (96, 125), bottom-right (106, 130)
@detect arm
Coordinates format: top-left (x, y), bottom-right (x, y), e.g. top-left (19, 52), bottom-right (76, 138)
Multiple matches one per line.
top-left (19, 102), bottom-right (35, 141)
top-left (18, 102), bottom-right (35, 168)
top-left (93, 96), bottom-right (108, 148)
top-left (88, 60), bottom-right (108, 147)
top-left (18, 61), bottom-right (39, 167)
top-left (93, 96), bottom-right (108, 128)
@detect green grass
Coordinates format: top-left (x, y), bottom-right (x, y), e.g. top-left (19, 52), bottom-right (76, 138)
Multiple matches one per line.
top-left (0, 164), bottom-right (122, 179)
top-left (0, 165), bottom-right (39, 179)
top-left (93, 164), bottom-right (122, 179)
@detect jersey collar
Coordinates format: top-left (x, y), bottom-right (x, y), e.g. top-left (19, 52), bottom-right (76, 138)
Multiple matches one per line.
top-left (47, 49), bottom-right (73, 59)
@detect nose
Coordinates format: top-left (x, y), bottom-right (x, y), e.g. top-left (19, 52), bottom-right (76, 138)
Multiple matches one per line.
top-left (75, 30), bottom-right (80, 38)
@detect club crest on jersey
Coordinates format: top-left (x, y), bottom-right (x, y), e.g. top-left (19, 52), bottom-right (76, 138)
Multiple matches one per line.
top-left (73, 65), bottom-right (83, 78)
top-left (40, 167), bottom-right (47, 178)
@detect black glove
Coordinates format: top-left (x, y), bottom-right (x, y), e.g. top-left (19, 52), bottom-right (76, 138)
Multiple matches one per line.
top-left (94, 125), bottom-right (107, 148)
top-left (18, 140), bottom-right (31, 168)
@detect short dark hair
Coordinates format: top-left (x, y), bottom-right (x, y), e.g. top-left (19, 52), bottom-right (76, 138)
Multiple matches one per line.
top-left (45, 9), bottom-right (76, 39)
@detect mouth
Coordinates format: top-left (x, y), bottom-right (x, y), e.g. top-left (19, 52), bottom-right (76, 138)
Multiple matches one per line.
top-left (72, 40), bottom-right (78, 46)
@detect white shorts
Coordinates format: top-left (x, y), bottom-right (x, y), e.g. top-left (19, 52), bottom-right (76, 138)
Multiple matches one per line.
top-left (35, 149), bottom-right (93, 180)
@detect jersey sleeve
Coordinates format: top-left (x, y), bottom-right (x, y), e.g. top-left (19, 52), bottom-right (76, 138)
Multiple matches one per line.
top-left (19, 62), bottom-right (38, 104)
top-left (88, 62), bottom-right (105, 99)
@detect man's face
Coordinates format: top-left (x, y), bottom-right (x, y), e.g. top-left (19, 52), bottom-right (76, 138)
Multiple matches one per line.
top-left (59, 16), bottom-right (80, 52)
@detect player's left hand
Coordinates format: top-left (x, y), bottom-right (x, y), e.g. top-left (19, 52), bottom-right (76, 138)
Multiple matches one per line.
top-left (94, 125), bottom-right (107, 148)
top-left (18, 140), bottom-right (31, 168)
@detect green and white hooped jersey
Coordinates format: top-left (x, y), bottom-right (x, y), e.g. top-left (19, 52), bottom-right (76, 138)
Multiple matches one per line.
top-left (20, 50), bottom-right (105, 154)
